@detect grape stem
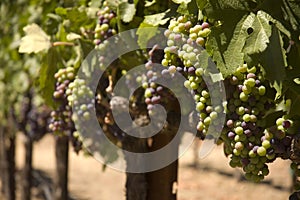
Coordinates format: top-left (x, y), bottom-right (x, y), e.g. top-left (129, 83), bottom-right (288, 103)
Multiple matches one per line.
top-left (52, 41), bottom-right (75, 47)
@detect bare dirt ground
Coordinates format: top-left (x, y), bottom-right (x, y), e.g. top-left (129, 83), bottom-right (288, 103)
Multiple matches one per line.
top-left (5, 134), bottom-right (293, 199)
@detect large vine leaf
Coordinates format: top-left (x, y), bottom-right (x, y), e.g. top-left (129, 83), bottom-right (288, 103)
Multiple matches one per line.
top-left (18, 23), bottom-right (51, 54)
top-left (243, 11), bottom-right (272, 55)
top-left (258, 0), bottom-right (300, 40)
top-left (221, 14), bottom-right (255, 75)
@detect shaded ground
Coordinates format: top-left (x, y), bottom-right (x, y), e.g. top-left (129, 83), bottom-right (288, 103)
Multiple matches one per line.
top-left (1, 134), bottom-right (292, 199)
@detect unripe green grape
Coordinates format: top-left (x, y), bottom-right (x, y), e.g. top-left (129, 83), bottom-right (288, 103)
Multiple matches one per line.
top-left (257, 146), bottom-right (266, 156)
top-left (242, 114), bottom-right (251, 122)
top-left (236, 106), bottom-right (245, 115)
top-left (144, 89), bottom-right (152, 98)
top-left (198, 28), bottom-right (211, 37)
top-left (199, 96), bottom-right (206, 103)
top-left (190, 82), bottom-right (198, 90)
top-left (276, 117), bottom-right (284, 126)
top-left (258, 86), bottom-right (266, 95)
top-left (240, 92), bottom-right (248, 101)
top-left (210, 111), bottom-right (218, 120)
top-left (194, 94), bottom-right (201, 101)
top-left (235, 127), bottom-right (245, 137)
top-left (244, 78), bottom-right (256, 88)
top-left (204, 116), bottom-right (211, 126)
top-left (262, 140), bottom-right (271, 149)
top-left (196, 102), bottom-right (205, 111)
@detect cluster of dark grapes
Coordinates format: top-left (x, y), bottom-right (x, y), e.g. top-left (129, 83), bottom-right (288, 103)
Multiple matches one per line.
top-left (49, 67), bottom-right (75, 134)
top-left (222, 65), bottom-right (294, 182)
top-left (94, 2), bottom-right (117, 46)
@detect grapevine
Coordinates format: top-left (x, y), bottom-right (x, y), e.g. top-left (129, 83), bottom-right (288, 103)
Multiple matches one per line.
top-left (11, 0), bottom-right (300, 199)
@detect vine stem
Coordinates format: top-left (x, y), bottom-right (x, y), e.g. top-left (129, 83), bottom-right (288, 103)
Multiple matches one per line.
top-left (52, 41), bottom-right (75, 47)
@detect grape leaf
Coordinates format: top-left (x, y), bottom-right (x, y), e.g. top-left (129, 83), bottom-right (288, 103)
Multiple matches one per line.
top-left (136, 11), bottom-right (170, 48)
top-left (136, 23), bottom-right (158, 48)
top-left (208, 0), bottom-right (254, 11)
top-left (258, 0), bottom-right (300, 40)
top-left (143, 11), bottom-right (170, 26)
top-left (18, 23), bottom-right (51, 54)
top-left (118, 2), bottom-right (136, 23)
top-left (196, 0), bottom-right (208, 10)
top-left (259, 26), bottom-right (287, 99)
top-left (243, 11), bottom-right (272, 55)
top-left (221, 13), bottom-right (255, 76)
top-left (38, 47), bottom-right (60, 108)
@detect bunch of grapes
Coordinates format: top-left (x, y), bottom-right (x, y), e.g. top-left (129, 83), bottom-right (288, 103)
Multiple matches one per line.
top-left (48, 67), bottom-right (75, 134)
top-left (67, 78), bottom-right (95, 132)
top-left (161, 15), bottom-right (224, 138)
top-left (221, 64), bottom-right (296, 182)
top-left (94, 2), bottom-right (117, 46)
top-left (143, 45), bottom-right (165, 114)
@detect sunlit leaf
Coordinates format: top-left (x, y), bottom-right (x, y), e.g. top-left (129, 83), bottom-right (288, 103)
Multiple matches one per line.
top-left (18, 23), bottom-right (51, 54)
top-left (118, 2), bottom-right (136, 23)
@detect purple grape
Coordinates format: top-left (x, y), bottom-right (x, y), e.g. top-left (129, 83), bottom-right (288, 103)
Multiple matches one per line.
top-left (247, 73), bottom-right (256, 79)
top-left (151, 96), bottom-right (161, 104)
top-left (228, 131), bottom-right (235, 139)
top-left (201, 22), bottom-right (210, 29)
top-left (282, 120), bottom-right (291, 129)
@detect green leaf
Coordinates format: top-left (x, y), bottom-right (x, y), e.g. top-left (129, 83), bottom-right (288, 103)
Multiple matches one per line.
top-left (38, 47), bottom-right (60, 108)
top-left (196, 0), bottom-right (208, 10)
top-left (136, 10), bottom-right (170, 48)
top-left (118, 2), bottom-right (136, 23)
top-left (106, 0), bottom-right (124, 10)
top-left (223, 14), bottom-right (254, 72)
top-left (208, 0), bottom-right (254, 11)
top-left (18, 23), bottom-right (51, 54)
top-left (257, 110), bottom-right (285, 128)
top-left (243, 11), bottom-right (272, 55)
top-left (136, 23), bottom-right (158, 48)
top-left (260, 26), bottom-right (287, 99)
top-left (55, 7), bottom-right (67, 16)
top-left (143, 10), bottom-right (170, 26)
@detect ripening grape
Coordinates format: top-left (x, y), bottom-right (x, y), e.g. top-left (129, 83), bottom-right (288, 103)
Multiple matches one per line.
top-left (94, 3), bottom-right (117, 46)
top-left (221, 64), bottom-right (279, 182)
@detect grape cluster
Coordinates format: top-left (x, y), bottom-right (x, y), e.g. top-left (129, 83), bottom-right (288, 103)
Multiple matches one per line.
top-left (161, 16), bottom-right (223, 138)
top-left (221, 65), bottom-right (295, 182)
top-left (143, 45), bottom-right (165, 114)
top-left (67, 78), bottom-right (95, 129)
top-left (49, 67), bottom-right (75, 134)
top-left (94, 2), bottom-right (117, 46)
